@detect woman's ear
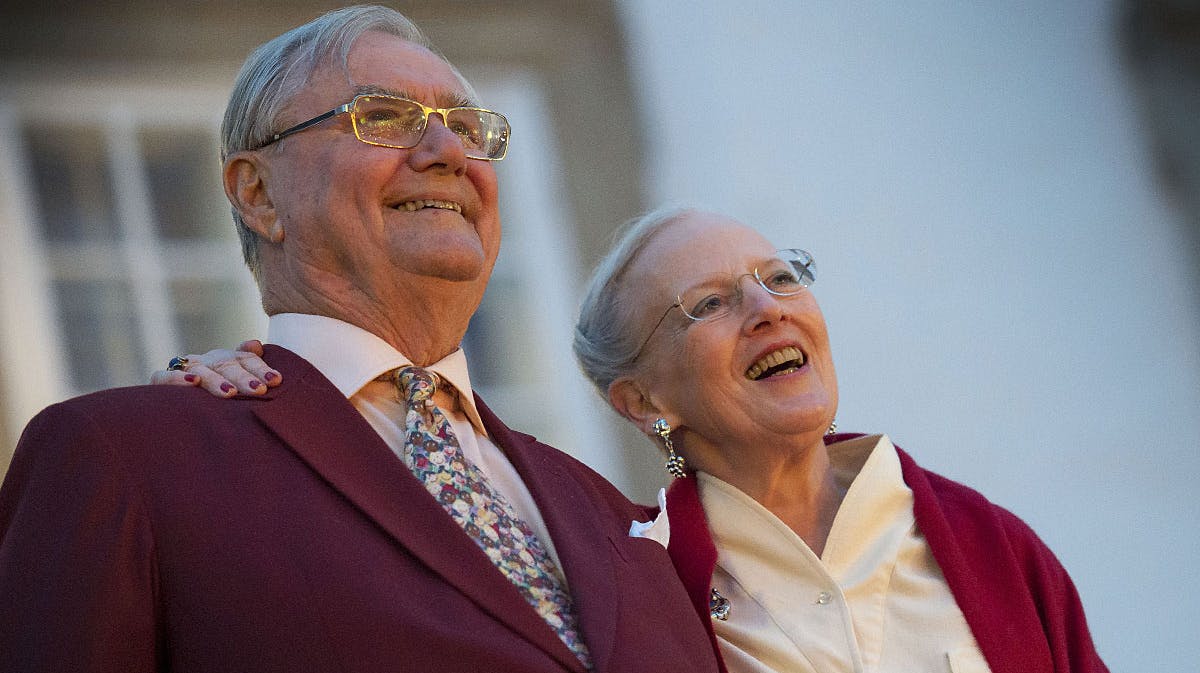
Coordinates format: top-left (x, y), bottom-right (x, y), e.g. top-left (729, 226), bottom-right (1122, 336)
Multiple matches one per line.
top-left (608, 376), bottom-right (664, 436)
top-left (224, 151), bottom-right (284, 243)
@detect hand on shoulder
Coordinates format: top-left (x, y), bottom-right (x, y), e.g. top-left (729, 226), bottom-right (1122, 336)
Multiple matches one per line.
top-left (148, 339), bottom-right (281, 398)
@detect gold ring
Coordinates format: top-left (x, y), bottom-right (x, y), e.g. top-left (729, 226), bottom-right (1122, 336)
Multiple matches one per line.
top-left (167, 356), bottom-right (191, 371)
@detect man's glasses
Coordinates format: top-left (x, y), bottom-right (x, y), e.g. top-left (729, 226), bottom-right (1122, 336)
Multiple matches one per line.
top-left (633, 249), bottom-right (816, 359)
top-left (256, 94), bottom-right (510, 160)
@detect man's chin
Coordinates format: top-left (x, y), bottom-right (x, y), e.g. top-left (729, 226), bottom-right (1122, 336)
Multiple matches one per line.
top-left (386, 230), bottom-right (494, 281)
top-left (431, 266), bottom-right (486, 283)
top-left (401, 255), bottom-right (491, 285)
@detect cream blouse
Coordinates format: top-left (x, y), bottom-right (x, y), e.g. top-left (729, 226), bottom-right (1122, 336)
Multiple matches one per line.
top-left (698, 434), bottom-right (991, 673)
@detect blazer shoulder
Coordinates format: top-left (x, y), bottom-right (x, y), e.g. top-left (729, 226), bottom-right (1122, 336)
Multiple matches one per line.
top-left (31, 381), bottom-right (266, 431)
top-left (28, 344), bottom-right (332, 427)
top-left (899, 449), bottom-right (1044, 547)
top-left (10, 347), bottom-right (340, 479)
top-left (527, 436), bottom-right (650, 512)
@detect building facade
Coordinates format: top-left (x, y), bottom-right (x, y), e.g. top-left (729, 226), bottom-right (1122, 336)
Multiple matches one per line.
top-left (0, 1), bottom-right (661, 496)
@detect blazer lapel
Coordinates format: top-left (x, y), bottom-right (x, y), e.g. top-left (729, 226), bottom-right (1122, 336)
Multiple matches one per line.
top-left (477, 396), bottom-right (619, 672)
top-left (252, 346), bottom-right (578, 669)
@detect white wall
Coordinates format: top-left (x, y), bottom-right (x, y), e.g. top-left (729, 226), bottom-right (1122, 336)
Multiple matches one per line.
top-left (618, 2), bottom-right (1200, 671)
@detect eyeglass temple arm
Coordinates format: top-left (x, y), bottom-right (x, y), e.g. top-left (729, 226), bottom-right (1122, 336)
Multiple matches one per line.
top-left (258, 103), bottom-right (354, 149)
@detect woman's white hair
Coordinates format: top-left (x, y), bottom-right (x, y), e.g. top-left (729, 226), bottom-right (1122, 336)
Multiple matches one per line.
top-left (221, 4), bottom-right (475, 283)
top-left (573, 205), bottom-right (698, 398)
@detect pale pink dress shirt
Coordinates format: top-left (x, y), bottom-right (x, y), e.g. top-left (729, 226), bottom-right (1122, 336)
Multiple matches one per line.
top-left (267, 313), bottom-right (564, 573)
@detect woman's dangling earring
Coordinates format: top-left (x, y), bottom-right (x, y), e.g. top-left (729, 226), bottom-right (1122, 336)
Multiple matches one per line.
top-left (654, 418), bottom-right (686, 479)
top-left (826, 418), bottom-right (838, 435)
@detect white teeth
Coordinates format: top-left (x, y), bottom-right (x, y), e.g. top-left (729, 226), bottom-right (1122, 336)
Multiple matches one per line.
top-left (398, 199), bottom-right (462, 213)
top-left (745, 346), bottom-right (806, 380)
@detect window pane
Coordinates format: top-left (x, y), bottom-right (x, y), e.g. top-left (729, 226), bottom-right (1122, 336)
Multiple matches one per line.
top-left (53, 279), bottom-right (139, 392)
top-left (139, 127), bottom-right (228, 241)
top-left (464, 276), bottom-right (536, 390)
top-left (23, 125), bottom-right (119, 242)
top-left (170, 279), bottom-right (253, 353)
top-left (463, 289), bottom-right (503, 389)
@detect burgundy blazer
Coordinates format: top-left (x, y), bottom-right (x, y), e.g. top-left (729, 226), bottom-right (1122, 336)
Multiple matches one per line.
top-left (665, 433), bottom-right (1109, 673)
top-left (0, 345), bottom-right (718, 673)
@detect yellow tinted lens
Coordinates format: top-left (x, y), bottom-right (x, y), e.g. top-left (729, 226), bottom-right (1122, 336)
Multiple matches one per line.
top-left (353, 96), bottom-right (425, 147)
top-left (446, 108), bottom-right (509, 159)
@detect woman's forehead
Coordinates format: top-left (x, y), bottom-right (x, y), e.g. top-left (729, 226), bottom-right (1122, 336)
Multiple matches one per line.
top-left (618, 213), bottom-right (773, 332)
top-left (642, 216), bottom-right (776, 280)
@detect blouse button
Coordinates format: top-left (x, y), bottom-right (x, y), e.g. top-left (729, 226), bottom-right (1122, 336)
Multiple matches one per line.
top-left (815, 591), bottom-right (833, 605)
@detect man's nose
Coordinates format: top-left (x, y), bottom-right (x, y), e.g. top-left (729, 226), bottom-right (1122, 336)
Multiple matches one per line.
top-left (409, 113), bottom-right (468, 173)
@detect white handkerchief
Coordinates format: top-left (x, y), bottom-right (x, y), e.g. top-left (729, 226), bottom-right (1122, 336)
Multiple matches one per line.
top-left (627, 487), bottom-right (670, 549)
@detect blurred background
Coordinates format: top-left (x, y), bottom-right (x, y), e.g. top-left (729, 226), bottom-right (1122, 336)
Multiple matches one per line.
top-left (1, 1), bottom-right (1197, 670)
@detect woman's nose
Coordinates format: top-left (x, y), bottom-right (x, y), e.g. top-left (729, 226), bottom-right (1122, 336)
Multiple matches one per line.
top-left (739, 276), bottom-right (786, 328)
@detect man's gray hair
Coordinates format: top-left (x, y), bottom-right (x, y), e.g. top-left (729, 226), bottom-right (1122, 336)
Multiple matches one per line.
top-left (221, 5), bottom-right (474, 283)
top-left (573, 205), bottom-right (696, 398)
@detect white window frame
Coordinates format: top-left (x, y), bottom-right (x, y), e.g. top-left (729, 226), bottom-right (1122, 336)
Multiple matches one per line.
top-left (0, 71), bottom-right (625, 490)
top-left (0, 82), bottom-right (265, 451)
top-left (471, 69), bottom-right (625, 486)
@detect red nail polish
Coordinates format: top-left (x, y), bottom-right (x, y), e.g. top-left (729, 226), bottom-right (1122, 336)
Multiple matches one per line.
top-left (220, 382), bottom-right (234, 394)
top-left (249, 380), bottom-right (262, 389)
top-left (263, 372), bottom-right (278, 383)
top-left (184, 373), bottom-right (198, 383)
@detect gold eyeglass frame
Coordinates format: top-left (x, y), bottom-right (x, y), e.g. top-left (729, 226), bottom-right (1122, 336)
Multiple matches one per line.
top-left (255, 93), bottom-right (510, 160)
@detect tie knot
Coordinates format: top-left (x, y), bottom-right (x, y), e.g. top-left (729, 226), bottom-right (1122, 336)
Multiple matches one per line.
top-left (396, 366), bottom-right (438, 406)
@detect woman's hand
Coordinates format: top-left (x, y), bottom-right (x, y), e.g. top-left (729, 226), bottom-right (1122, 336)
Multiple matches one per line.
top-left (150, 340), bottom-right (282, 397)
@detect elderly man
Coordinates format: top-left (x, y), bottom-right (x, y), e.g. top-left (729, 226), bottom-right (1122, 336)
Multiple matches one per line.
top-left (0, 7), bottom-right (716, 673)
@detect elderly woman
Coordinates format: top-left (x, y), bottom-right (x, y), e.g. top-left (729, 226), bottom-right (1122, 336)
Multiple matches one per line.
top-left (163, 207), bottom-right (1108, 673)
top-left (572, 207), bottom-right (1107, 673)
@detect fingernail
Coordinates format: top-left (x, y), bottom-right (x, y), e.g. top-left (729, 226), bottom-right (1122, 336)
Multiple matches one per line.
top-left (249, 380), bottom-right (262, 390)
top-left (184, 373), bottom-right (198, 383)
top-left (220, 382), bottom-right (234, 394)
top-left (263, 372), bottom-right (278, 383)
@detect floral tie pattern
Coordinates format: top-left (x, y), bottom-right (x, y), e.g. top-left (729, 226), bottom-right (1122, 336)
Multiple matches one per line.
top-left (395, 367), bottom-right (593, 668)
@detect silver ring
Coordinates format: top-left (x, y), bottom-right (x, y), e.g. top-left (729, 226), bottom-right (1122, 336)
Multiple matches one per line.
top-left (167, 356), bottom-right (191, 371)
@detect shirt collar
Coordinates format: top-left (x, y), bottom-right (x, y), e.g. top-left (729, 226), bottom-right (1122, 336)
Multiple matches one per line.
top-left (266, 313), bottom-right (488, 435)
top-left (826, 433), bottom-right (904, 498)
top-left (696, 434), bottom-right (910, 571)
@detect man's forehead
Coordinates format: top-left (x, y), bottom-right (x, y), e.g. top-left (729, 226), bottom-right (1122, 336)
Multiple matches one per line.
top-left (341, 32), bottom-right (475, 105)
top-left (351, 83), bottom-right (474, 109)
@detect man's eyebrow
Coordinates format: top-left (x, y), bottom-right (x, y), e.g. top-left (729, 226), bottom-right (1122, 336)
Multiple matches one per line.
top-left (351, 84), bottom-right (476, 108)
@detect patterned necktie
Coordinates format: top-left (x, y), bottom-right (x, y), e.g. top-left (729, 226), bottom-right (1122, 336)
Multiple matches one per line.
top-left (394, 366), bottom-right (593, 669)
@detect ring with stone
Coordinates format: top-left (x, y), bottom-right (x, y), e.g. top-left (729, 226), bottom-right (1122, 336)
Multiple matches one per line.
top-left (167, 356), bottom-right (191, 372)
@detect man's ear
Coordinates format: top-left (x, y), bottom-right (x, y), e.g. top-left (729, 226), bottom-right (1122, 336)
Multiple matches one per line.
top-left (223, 151), bottom-right (284, 243)
top-left (608, 376), bottom-right (666, 436)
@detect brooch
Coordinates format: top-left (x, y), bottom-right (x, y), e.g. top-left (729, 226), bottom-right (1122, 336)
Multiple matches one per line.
top-left (709, 588), bottom-right (731, 621)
